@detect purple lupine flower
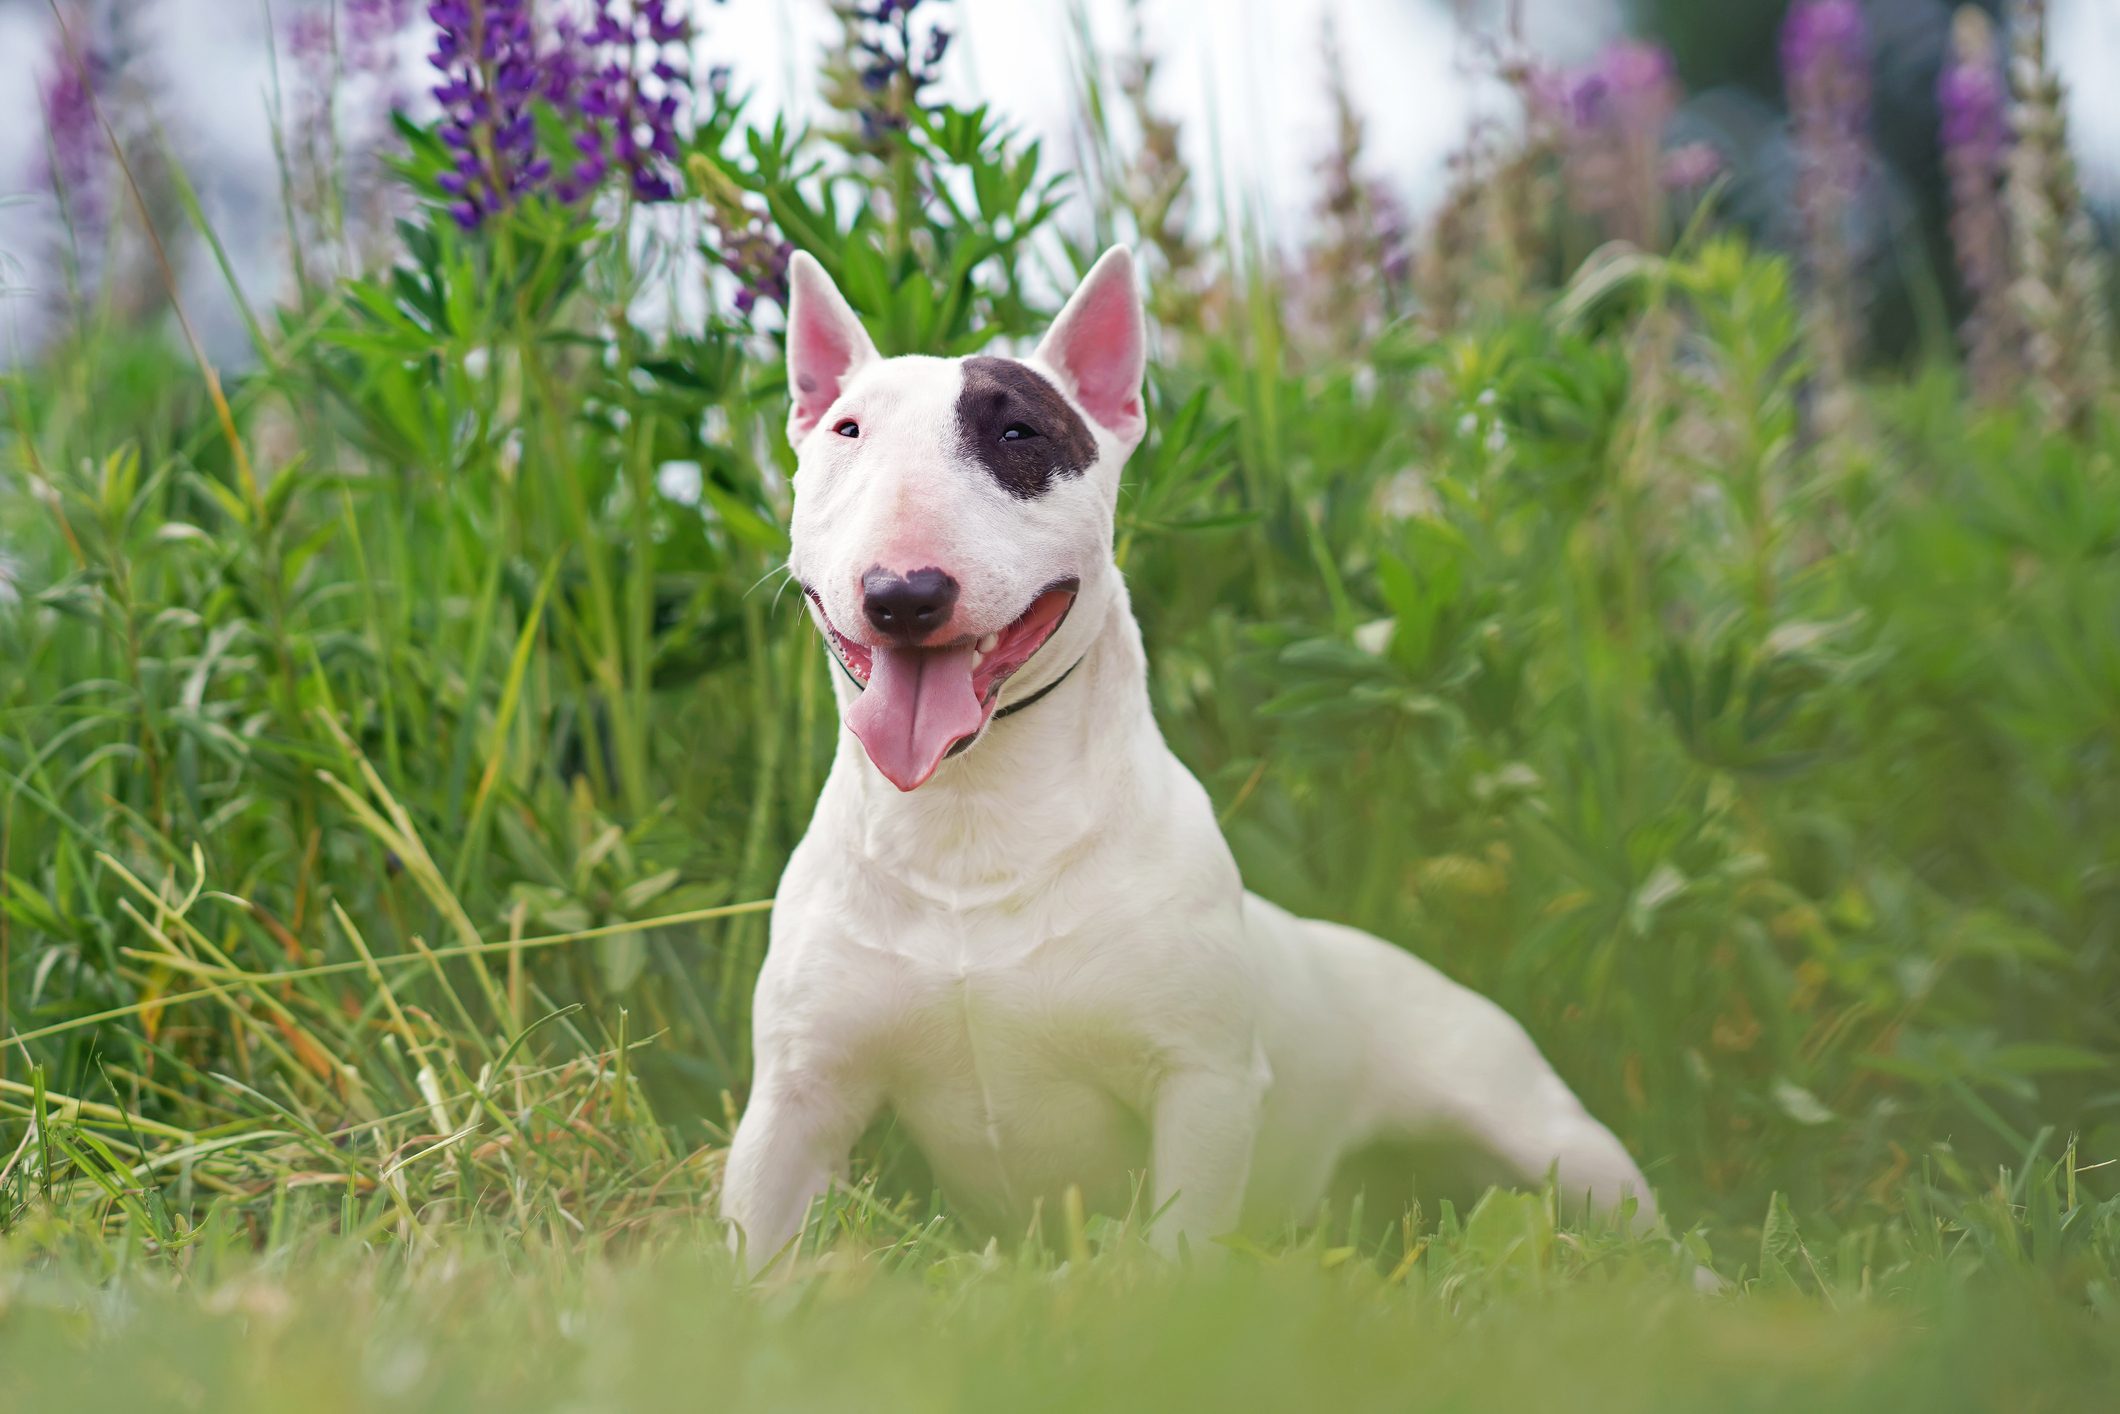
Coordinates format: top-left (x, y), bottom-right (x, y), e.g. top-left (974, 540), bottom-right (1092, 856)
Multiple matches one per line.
top-left (1782, 1), bottom-right (1870, 140)
top-left (1782, 0), bottom-right (1872, 203)
top-left (542, 15), bottom-right (587, 104)
top-left (723, 224), bottom-right (794, 315)
top-left (1939, 4), bottom-right (2014, 398)
top-left (1780, 0), bottom-right (1873, 384)
top-left (347, 0), bottom-right (418, 61)
top-left (282, 10), bottom-right (336, 224)
top-left (347, 0), bottom-right (418, 108)
top-left (691, 155), bottom-right (792, 317)
top-left (554, 1), bottom-right (700, 205)
top-left (1568, 39), bottom-right (1675, 130)
top-left (286, 9), bottom-right (333, 65)
top-left (35, 10), bottom-right (111, 234)
top-left (282, 0), bottom-right (419, 271)
top-left (284, 2), bottom-right (416, 128)
top-left (1536, 39), bottom-right (1683, 247)
top-left (1938, 20), bottom-right (2005, 163)
top-left (841, 0), bottom-right (953, 146)
top-left (428, 0), bottom-right (550, 230)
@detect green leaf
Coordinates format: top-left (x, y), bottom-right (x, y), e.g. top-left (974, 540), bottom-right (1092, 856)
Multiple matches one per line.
top-left (598, 930), bottom-right (648, 994)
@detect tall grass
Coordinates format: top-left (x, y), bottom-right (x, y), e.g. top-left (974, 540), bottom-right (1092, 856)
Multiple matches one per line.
top-left (2, 2), bottom-right (2119, 1401)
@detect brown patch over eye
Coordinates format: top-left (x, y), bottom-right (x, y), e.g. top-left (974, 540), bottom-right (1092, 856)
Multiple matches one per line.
top-left (954, 358), bottom-right (1096, 499)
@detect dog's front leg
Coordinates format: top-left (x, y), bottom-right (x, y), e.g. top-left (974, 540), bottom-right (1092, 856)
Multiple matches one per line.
top-left (720, 1070), bottom-right (874, 1276)
top-left (1148, 1062), bottom-right (1265, 1259)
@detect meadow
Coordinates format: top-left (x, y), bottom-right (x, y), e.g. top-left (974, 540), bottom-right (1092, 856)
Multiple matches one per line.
top-left (3, 0), bottom-right (2119, 1406)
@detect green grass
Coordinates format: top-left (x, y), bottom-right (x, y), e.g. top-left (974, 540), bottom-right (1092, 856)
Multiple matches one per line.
top-left (3, 1191), bottom-right (2119, 1411)
top-left (4, 5), bottom-right (2120, 1405)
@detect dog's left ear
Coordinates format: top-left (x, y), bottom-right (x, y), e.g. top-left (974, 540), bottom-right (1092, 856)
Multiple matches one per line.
top-left (786, 251), bottom-right (880, 446)
top-left (1033, 247), bottom-right (1146, 448)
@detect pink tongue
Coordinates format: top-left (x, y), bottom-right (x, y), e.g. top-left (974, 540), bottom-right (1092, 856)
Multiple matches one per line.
top-left (846, 644), bottom-right (987, 791)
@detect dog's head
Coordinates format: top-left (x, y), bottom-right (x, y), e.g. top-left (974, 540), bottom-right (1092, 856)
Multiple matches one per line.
top-left (784, 247), bottom-right (1147, 792)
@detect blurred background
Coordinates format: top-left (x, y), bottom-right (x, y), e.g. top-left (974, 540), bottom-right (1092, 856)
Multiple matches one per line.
top-left (4, 0), bottom-right (2118, 357)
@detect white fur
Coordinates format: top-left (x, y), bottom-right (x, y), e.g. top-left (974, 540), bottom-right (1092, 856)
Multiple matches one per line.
top-left (722, 249), bottom-right (1658, 1272)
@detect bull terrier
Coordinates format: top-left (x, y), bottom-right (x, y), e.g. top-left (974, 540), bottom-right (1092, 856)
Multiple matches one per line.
top-left (719, 247), bottom-right (1662, 1272)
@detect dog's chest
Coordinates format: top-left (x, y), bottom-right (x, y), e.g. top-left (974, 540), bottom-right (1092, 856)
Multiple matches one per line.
top-left (858, 933), bottom-right (1160, 1226)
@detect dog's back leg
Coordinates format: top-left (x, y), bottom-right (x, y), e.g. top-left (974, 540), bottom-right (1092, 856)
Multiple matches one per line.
top-left (1301, 918), bottom-right (1659, 1231)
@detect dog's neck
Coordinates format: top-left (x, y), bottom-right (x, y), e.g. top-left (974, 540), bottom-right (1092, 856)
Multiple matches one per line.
top-left (819, 569), bottom-right (1165, 905)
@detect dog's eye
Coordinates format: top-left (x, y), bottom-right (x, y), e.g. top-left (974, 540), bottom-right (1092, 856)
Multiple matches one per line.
top-left (834, 419), bottom-right (860, 438)
top-left (1001, 423), bottom-right (1040, 442)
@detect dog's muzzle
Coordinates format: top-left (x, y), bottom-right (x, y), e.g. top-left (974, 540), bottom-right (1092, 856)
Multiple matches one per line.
top-left (806, 578), bottom-right (1079, 791)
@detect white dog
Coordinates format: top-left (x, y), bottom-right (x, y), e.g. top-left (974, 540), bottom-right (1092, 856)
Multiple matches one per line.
top-left (720, 248), bottom-right (1660, 1271)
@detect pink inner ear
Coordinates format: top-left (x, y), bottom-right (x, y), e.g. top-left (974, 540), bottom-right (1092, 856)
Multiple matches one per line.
top-left (791, 313), bottom-right (860, 437)
top-left (1049, 272), bottom-right (1144, 436)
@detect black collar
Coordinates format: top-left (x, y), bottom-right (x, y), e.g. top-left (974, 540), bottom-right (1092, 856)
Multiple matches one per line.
top-left (992, 654), bottom-right (1086, 720)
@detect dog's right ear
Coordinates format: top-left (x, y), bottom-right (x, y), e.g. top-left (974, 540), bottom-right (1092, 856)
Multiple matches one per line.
top-left (1033, 246), bottom-right (1147, 449)
top-left (786, 251), bottom-right (880, 446)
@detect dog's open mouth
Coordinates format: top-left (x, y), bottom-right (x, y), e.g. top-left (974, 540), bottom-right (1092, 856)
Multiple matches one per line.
top-left (805, 580), bottom-right (1078, 792)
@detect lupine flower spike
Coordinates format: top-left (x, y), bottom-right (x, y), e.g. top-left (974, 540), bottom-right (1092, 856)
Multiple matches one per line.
top-left (689, 154), bottom-right (792, 316)
top-left (1780, 0), bottom-right (1874, 412)
top-left (2004, 0), bottom-right (2111, 434)
top-left (347, 0), bottom-right (418, 100)
top-left (284, 0), bottom-right (416, 270)
top-left (1542, 40), bottom-right (1680, 250)
top-left (556, 1), bottom-right (699, 205)
top-left (1531, 39), bottom-right (1719, 254)
top-left (429, 0), bottom-right (550, 229)
top-left (1938, 6), bottom-right (2017, 402)
top-left (35, 7), bottom-right (111, 240)
top-left (827, 0), bottom-right (953, 156)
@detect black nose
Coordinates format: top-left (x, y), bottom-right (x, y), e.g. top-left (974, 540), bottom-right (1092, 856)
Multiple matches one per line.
top-left (862, 566), bottom-right (960, 643)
